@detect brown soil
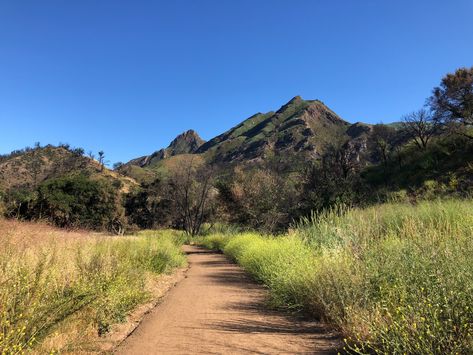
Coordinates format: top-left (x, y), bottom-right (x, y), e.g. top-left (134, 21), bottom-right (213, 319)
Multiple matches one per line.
top-left (100, 267), bottom-right (188, 353)
top-left (116, 245), bottom-right (341, 354)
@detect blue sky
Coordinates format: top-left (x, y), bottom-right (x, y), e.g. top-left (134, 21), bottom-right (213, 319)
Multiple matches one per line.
top-left (1, 0), bottom-right (472, 164)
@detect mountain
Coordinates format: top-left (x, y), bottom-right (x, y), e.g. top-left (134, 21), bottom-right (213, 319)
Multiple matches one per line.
top-left (128, 129), bottom-right (205, 168)
top-left (123, 96), bottom-right (374, 179)
top-left (197, 96), bottom-right (351, 163)
top-left (346, 122), bottom-right (373, 138)
top-left (0, 145), bottom-right (136, 193)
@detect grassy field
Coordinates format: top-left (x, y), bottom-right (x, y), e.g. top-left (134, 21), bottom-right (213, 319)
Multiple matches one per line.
top-left (0, 220), bottom-right (186, 353)
top-left (200, 199), bottom-right (473, 354)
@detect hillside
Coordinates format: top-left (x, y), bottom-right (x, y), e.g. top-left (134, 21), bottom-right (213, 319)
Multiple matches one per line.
top-left (0, 145), bottom-right (136, 193)
top-left (123, 96), bottom-right (373, 180)
top-left (128, 130), bottom-right (205, 168)
top-left (198, 96), bottom-right (351, 163)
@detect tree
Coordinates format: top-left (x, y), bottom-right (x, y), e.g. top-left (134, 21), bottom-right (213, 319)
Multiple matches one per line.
top-left (35, 174), bottom-right (124, 231)
top-left (125, 179), bottom-right (173, 229)
top-left (369, 125), bottom-right (396, 185)
top-left (298, 141), bottom-right (367, 215)
top-left (98, 151), bottom-right (105, 171)
top-left (217, 167), bottom-right (296, 232)
top-left (322, 139), bottom-right (363, 179)
top-left (402, 109), bottom-right (438, 149)
top-left (429, 66), bottom-right (473, 138)
top-left (168, 157), bottom-right (215, 236)
top-left (1, 188), bottom-right (34, 219)
top-left (72, 147), bottom-right (85, 156)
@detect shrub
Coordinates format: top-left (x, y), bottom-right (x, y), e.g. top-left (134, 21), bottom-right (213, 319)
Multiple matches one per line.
top-left (224, 233), bottom-right (316, 311)
top-left (34, 174), bottom-right (124, 230)
top-left (198, 233), bottom-right (230, 251)
top-left (217, 168), bottom-right (298, 233)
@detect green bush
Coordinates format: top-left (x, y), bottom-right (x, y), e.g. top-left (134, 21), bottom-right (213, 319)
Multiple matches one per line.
top-left (35, 174), bottom-right (124, 230)
top-left (198, 233), bottom-right (230, 251)
top-left (1, 174), bottom-right (126, 232)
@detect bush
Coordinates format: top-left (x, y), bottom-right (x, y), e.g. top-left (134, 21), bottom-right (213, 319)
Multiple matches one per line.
top-left (35, 174), bottom-right (124, 230)
top-left (216, 168), bottom-right (298, 233)
top-left (224, 233), bottom-right (316, 311)
top-left (1, 188), bottom-right (35, 219)
top-left (198, 233), bottom-right (230, 251)
top-left (1, 174), bottom-right (126, 232)
top-left (124, 180), bottom-right (174, 230)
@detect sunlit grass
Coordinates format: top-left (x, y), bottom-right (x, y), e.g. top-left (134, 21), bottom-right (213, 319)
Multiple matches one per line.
top-left (0, 220), bottom-right (186, 353)
top-left (200, 199), bottom-right (473, 354)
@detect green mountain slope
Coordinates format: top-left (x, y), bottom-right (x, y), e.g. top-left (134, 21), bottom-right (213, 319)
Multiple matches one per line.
top-left (121, 96), bottom-right (379, 181)
top-left (197, 96), bottom-right (351, 163)
top-left (128, 130), bottom-right (205, 168)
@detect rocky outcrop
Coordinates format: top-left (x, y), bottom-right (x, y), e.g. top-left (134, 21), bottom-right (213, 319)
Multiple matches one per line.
top-left (127, 130), bottom-right (205, 168)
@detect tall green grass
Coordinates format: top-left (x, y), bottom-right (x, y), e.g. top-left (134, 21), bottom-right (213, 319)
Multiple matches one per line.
top-left (201, 199), bottom-right (473, 354)
top-left (0, 225), bottom-right (186, 353)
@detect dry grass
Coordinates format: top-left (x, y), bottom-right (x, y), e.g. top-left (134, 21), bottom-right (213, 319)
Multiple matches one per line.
top-left (0, 219), bottom-right (186, 353)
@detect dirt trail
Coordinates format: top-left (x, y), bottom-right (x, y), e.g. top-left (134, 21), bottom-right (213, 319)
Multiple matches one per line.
top-left (116, 245), bottom-right (340, 354)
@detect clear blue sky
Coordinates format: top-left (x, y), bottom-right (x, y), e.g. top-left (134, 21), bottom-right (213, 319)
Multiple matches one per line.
top-left (1, 0), bottom-right (472, 164)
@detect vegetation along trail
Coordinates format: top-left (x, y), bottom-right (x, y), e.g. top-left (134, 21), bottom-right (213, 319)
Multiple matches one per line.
top-left (117, 245), bottom-right (340, 354)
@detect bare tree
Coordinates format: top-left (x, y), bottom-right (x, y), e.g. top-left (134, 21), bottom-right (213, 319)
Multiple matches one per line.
top-left (369, 124), bottom-right (396, 185)
top-left (222, 167), bottom-right (292, 232)
top-left (323, 139), bottom-right (362, 179)
top-left (168, 157), bottom-right (214, 236)
top-left (98, 151), bottom-right (105, 171)
top-left (402, 109), bottom-right (438, 149)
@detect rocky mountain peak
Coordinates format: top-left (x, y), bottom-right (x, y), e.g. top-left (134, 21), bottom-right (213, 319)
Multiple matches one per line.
top-left (125, 130), bottom-right (206, 168)
top-left (168, 130), bottom-right (205, 153)
top-left (275, 96), bottom-right (305, 115)
top-left (125, 97), bottom-right (358, 169)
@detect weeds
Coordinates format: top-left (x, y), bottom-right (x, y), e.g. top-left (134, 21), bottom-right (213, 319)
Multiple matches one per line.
top-left (200, 199), bottom-right (473, 354)
top-left (0, 221), bottom-right (186, 353)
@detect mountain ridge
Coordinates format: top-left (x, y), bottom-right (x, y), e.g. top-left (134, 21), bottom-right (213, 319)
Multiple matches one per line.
top-left (123, 96), bottom-right (369, 174)
top-left (128, 129), bottom-right (205, 168)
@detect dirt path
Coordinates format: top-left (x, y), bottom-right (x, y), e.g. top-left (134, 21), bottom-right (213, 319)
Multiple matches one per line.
top-left (116, 245), bottom-right (340, 354)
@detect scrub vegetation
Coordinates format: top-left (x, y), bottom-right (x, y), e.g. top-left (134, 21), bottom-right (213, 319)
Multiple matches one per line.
top-left (0, 66), bottom-right (472, 353)
top-left (200, 199), bottom-right (473, 354)
top-left (0, 220), bottom-right (186, 353)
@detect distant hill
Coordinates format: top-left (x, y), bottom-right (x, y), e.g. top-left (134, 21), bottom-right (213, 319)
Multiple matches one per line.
top-left (0, 145), bottom-right (136, 193)
top-left (0, 97), bottom-right (387, 189)
top-left (122, 96), bottom-right (374, 180)
top-left (128, 130), bottom-right (205, 168)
